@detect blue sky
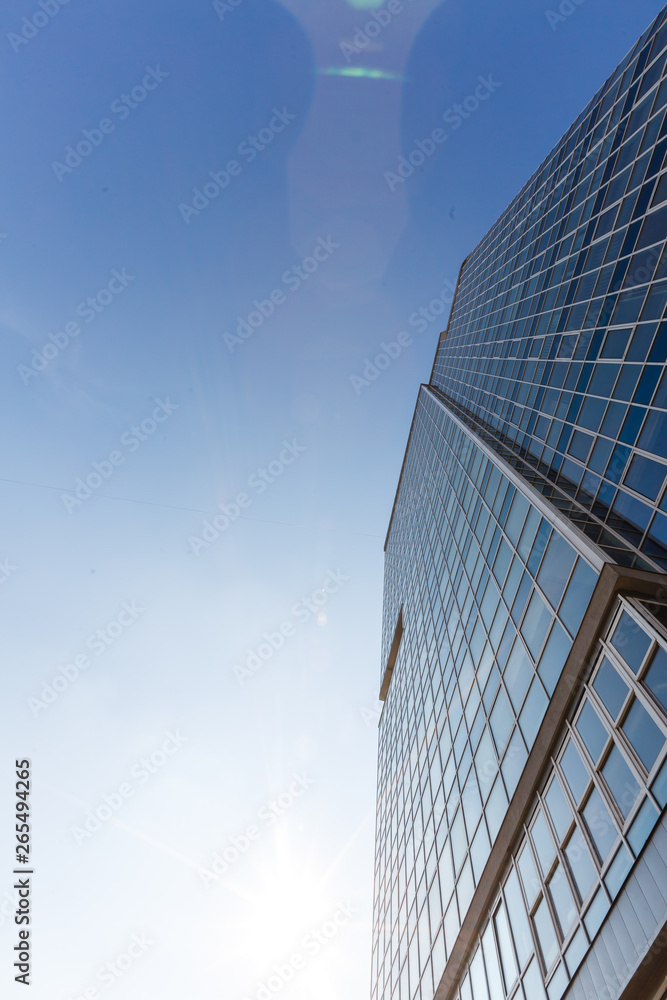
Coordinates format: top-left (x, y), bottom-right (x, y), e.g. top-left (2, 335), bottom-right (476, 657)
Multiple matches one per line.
top-left (1, 0), bottom-right (665, 997)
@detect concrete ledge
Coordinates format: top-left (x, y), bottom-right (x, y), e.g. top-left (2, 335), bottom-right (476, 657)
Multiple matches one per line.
top-left (380, 608), bottom-right (403, 702)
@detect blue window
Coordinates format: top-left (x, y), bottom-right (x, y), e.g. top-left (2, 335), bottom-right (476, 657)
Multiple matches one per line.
top-left (592, 657), bottom-right (630, 720)
top-left (624, 453), bottom-right (667, 500)
top-left (559, 560), bottom-right (597, 637)
top-left (644, 646), bottom-right (667, 712)
top-left (610, 610), bottom-right (651, 673)
top-left (575, 700), bottom-right (608, 764)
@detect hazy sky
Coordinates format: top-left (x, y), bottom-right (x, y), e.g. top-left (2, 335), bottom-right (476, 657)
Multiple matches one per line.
top-left (1, 1), bottom-right (665, 998)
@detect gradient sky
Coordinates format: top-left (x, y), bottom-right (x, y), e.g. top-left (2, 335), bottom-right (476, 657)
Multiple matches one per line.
top-left (1, 1), bottom-right (665, 998)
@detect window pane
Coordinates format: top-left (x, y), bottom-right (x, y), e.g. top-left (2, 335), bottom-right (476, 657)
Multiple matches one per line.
top-left (545, 778), bottom-right (573, 843)
top-left (592, 657), bottom-right (630, 720)
top-left (522, 591), bottom-right (553, 659)
top-left (537, 533), bottom-right (576, 610)
top-left (506, 493), bottom-right (530, 546)
top-left (624, 454), bottom-right (667, 501)
top-left (602, 745), bottom-right (641, 818)
top-left (482, 923), bottom-right (504, 1000)
top-left (533, 898), bottom-right (559, 970)
top-left (559, 560), bottom-right (597, 636)
top-left (451, 808), bottom-right (467, 873)
top-left (470, 945), bottom-right (489, 1000)
top-left (494, 903), bottom-right (518, 991)
top-left (519, 679), bottom-right (548, 748)
top-left (518, 844), bottom-right (540, 907)
top-left (575, 700), bottom-right (608, 764)
top-left (522, 958), bottom-right (547, 1000)
top-left (583, 788), bottom-right (618, 863)
top-left (505, 869), bottom-right (533, 968)
top-left (610, 611), bottom-right (651, 673)
top-left (565, 827), bottom-right (597, 901)
top-left (604, 843), bottom-right (633, 899)
top-left (627, 797), bottom-right (660, 854)
top-left (644, 646), bottom-right (667, 713)
top-left (622, 698), bottom-right (665, 771)
top-left (583, 886), bottom-right (609, 939)
top-left (547, 962), bottom-right (568, 1000)
top-left (531, 810), bottom-right (556, 875)
top-left (504, 642), bottom-right (533, 713)
top-left (560, 741), bottom-right (590, 804)
top-left (565, 926), bottom-right (588, 977)
top-left (490, 687), bottom-right (514, 756)
top-left (538, 622), bottom-right (572, 696)
top-left (548, 863), bottom-right (577, 937)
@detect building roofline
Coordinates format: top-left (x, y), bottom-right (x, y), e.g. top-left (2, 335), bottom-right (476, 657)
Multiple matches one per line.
top-left (383, 385), bottom-right (428, 552)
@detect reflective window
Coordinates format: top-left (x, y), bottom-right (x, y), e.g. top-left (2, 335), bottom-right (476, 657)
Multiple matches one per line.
top-left (518, 843), bottom-right (540, 907)
top-left (621, 697), bottom-right (665, 770)
top-left (545, 778), bottom-right (572, 842)
top-left (494, 903), bottom-right (518, 990)
top-left (601, 745), bottom-right (641, 817)
top-left (604, 843), bottom-right (633, 897)
top-left (624, 454), bottom-right (667, 500)
top-left (504, 642), bottom-right (533, 712)
top-left (592, 657), bottom-right (630, 719)
top-left (539, 622), bottom-right (572, 696)
top-left (534, 898), bottom-right (559, 970)
top-left (504, 868), bottom-right (534, 968)
top-left (564, 827), bottom-right (597, 901)
top-left (610, 610), bottom-right (651, 671)
top-left (490, 688), bottom-right (514, 756)
top-left (559, 561), bottom-right (597, 636)
top-left (548, 863), bottom-right (577, 936)
top-left (575, 700), bottom-right (608, 764)
top-left (531, 810), bottom-right (556, 875)
top-left (644, 645), bottom-right (667, 711)
top-left (627, 797), bottom-right (660, 853)
top-left (522, 591), bottom-right (553, 658)
top-left (538, 533), bottom-right (576, 609)
top-left (583, 788), bottom-right (617, 862)
top-left (560, 741), bottom-right (590, 804)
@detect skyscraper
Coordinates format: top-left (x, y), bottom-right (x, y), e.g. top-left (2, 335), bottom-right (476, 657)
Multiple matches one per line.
top-left (372, 10), bottom-right (667, 1000)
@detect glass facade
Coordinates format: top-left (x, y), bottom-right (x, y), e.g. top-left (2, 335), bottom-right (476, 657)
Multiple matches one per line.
top-left (374, 389), bottom-right (601, 1000)
top-left (373, 9), bottom-right (667, 1000)
top-left (431, 9), bottom-right (667, 573)
top-left (451, 599), bottom-right (667, 1000)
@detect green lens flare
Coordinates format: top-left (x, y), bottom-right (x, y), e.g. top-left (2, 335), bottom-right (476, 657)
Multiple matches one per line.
top-left (319, 67), bottom-right (407, 81)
